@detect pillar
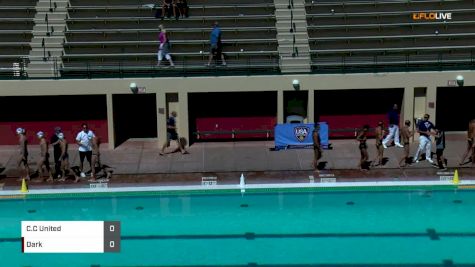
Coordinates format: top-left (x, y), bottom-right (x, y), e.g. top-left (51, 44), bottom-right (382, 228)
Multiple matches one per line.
top-left (402, 87), bottom-right (414, 128)
top-left (178, 91), bottom-right (189, 143)
top-left (157, 91), bottom-right (167, 146)
top-left (106, 93), bottom-right (115, 149)
top-left (277, 90), bottom-right (284, 124)
top-left (307, 89), bottom-right (314, 123)
top-left (426, 86), bottom-right (437, 123)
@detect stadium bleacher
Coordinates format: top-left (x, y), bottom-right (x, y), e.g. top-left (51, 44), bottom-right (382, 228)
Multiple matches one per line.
top-left (61, 0), bottom-right (279, 76)
top-left (306, 0), bottom-right (475, 72)
top-left (0, 0), bottom-right (36, 69)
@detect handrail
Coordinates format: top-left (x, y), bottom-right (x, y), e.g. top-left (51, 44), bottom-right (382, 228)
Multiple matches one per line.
top-left (0, 30), bottom-right (33, 33)
top-left (62, 50), bottom-right (280, 58)
top-left (309, 32), bottom-right (475, 41)
top-left (68, 3), bottom-right (275, 9)
top-left (66, 27), bottom-right (276, 33)
top-left (66, 14), bottom-right (276, 21)
top-left (0, 18), bottom-right (35, 21)
top-left (310, 44), bottom-right (475, 53)
top-left (305, 0), bottom-right (466, 6)
top-left (306, 8), bottom-right (475, 17)
top-left (0, 42), bottom-right (30, 46)
top-left (64, 38), bottom-right (278, 45)
top-left (0, 6), bottom-right (36, 10)
top-left (307, 20), bottom-right (475, 29)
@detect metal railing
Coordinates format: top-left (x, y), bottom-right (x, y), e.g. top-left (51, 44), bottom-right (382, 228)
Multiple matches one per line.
top-left (0, 56), bottom-right (280, 79)
top-left (2, 49), bottom-right (475, 79)
top-left (310, 51), bottom-right (475, 73)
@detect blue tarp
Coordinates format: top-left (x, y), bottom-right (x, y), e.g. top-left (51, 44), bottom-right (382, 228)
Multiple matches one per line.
top-left (274, 122), bottom-right (329, 150)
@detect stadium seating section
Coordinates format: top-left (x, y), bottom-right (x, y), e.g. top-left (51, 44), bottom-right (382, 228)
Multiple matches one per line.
top-left (63, 0), bottom-right (279, 75)
top-left (0, 0), bottom-right (36, 69)
top-left (306, 0), bottom-right (475, 72)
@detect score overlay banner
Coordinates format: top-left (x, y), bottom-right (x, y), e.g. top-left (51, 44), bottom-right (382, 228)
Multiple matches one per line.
top-left (21, 221), bottom-right (120, 253)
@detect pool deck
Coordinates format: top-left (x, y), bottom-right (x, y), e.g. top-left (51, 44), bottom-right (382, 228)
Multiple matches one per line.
top-left (0, 133), bottom-right (474, 192)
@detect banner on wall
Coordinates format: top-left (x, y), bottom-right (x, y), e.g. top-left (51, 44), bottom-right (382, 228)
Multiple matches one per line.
top-left (274, 122), bottom-right (329, 150)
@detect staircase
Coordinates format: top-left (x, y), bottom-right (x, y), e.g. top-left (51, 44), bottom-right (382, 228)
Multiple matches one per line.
top-left (27, 0), bottom-right (68, 78)
top-left (274, 0), bottom-right (311, 73)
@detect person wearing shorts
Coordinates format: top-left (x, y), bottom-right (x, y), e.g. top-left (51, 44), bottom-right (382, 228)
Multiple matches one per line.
top-left (157, 25), bottom-right (174, 67)
top-left (207, 21), bottom-right (226, 66)
top-left (76, 123), bottom-right (95, 178)
top-left (160, 111), bottom-right (188, 155)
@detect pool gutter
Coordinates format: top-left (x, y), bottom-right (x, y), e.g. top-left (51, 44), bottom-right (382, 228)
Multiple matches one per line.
top-left (1, 180), bottom-right (475, 199)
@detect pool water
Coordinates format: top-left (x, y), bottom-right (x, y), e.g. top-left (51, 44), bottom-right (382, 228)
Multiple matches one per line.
top-left (1, 189), bottom-right (475, 266)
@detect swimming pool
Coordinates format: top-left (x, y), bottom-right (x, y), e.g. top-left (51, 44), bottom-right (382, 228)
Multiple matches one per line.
top-left (1, 187), bottom-right (475, 266)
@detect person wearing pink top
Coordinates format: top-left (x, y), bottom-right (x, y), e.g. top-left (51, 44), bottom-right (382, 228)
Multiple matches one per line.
top-left (157, 25), bottom-right (175, 67)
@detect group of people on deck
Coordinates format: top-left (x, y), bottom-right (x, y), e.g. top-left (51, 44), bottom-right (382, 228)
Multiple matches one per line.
top-left (312, 104), bottom-right (475, 172)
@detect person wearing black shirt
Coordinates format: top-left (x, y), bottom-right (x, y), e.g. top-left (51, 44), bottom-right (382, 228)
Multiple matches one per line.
top-left (382, 104), bottom-right (403, 148)
top-left (50, 127), bottom-right (62, 178)
top-left (160, 111), bottom-right (188, 155)
top-left (413, 114), bottom-right (435, 163)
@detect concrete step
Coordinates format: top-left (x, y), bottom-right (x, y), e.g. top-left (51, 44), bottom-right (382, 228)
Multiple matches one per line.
top-left (29, 49), bottom-right (63, 57)
top-left (33, 25), bottom-right (66, 32)
top-left (31, 42), bottom-right (63, 49)
top-left (32, 31), bottom-right (66, 37)
top-left (281, 55), bottom-right (310, 61)
top-left (31, 36), bottom-right (65, 44)
top-left (276, 20), bottom-right (307, 29)
top-left (276, 25), bottom-right (308, 34)
top-left (274, 2), bottom-right (306, 9)
top-left (34, 12), bottom-right (68, 20)
top-left (276, 14), bottom-right (306, 20)
top-left (278, 32), bottom-right (308, 39)
top-left (36, 2), bottom-right (68, 9)
top-left (277, 38), bottom-right (309, 46)
top-left (275, 9), bottom-right (306, 17)
top-left (278, 44), bottom-right (310, 54)
top-left (274, 0), bottom-right (306, 6)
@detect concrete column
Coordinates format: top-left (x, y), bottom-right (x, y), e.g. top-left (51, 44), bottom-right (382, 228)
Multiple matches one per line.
top-left (106, 93), bottom-right (115, 149)
top-left (277, 90), bottom-right (284, 124)
top-left (402, 87), bottom-right (414, 128)
top-left (426, 86), bottom-right (437, 123)
top-left (178, 91), bottom-right (189, 143)
top-left (307, 89), bottom-right (314, 123)
top-left (157, 91), bottom-right (167, 146)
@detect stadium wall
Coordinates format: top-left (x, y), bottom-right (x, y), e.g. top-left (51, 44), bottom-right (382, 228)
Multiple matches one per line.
top-left (0, 70), bottom-right (473, 148)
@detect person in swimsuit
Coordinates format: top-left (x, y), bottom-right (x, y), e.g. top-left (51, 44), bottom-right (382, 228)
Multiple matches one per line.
top-left (459, 119), bottom-right (475, 166)
top-left (36, 131), bottom-right (53, 182)
top-left (16, 128), bottom-right (30, 181)
top-left (90, 136), bottom-right (112, 182)
top-left (434, 128), bottom-right (447, 170)
top-left (399, 120), bottom-right (413, 167)
top-left (372, 121), bottom-right (385, 167)
top-left (312, 123), bottom-right (322, 172)
top-left (357, 125), bottom-right (369, 171)
top-left (57, 133), bottom-right (79, 183)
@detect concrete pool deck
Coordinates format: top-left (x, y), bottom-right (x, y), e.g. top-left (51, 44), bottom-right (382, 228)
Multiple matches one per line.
top-left (0, 133), bottom-right (474, 191)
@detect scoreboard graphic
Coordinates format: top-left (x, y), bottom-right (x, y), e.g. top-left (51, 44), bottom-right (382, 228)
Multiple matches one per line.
top-left (21, 221), bottom-right (121, 253)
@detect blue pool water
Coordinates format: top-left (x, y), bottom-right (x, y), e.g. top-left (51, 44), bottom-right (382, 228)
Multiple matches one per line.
top-left (1, 189), bottom-right (475, 266)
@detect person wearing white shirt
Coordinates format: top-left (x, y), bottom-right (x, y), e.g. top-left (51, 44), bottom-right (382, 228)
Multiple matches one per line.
top-left (76, 123), bottom-right (95, 178)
